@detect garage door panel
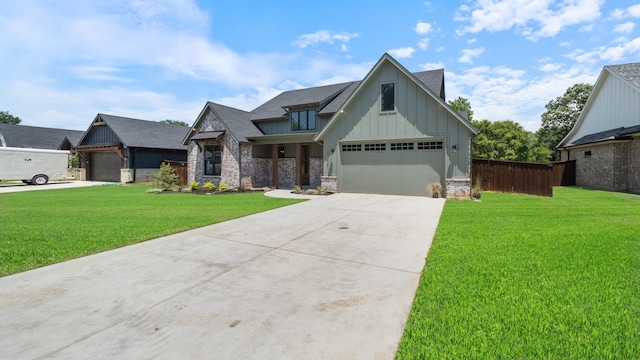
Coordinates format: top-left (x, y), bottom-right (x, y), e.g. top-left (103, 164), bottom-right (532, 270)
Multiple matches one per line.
top-left (90, 152), bottom-right (121, 182)
top-left (340, 141), bottom-right (444, 196)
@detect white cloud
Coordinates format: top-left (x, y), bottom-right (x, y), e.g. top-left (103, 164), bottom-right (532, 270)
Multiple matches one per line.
top-left (413, 21), bottom-right (433, 35)
top-left (564, 37), bottom-right (640, 63)
top-left (419, 62), bottom-right (445, 71)
top-left (458, 48), bottom-right (484, 64)
top-left (446, 64), bottom-right (599, 131)
top-left (417, 38), bottom-right (430, 50)
top-left (539, 63), bottom-right (563, 72)
top-left (388, 47), bottom-right (416, 59)
top-left (456, 0), bottom-right (604, 41)
top-left (292, 30), bottom-right (359, 48)
top-left (614, 22), bottom-right (635, 33)
top-left (613, 4), bottom-right (640, 19)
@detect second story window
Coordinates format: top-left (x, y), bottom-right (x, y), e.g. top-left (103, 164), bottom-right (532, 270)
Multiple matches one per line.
top-left (291, 109), bottom-right (316, 131)
top-left (381, 83), bottom-right (395, 112)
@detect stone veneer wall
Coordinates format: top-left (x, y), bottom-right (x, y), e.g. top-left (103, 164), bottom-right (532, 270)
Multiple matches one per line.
top-left (252, 158), bottom-right (272, 188)
top-left (278, 159), bottom-right (296, 188)
top-left (188, 111), bottom-right (241, 188)
top-left (446, 178), bottom-right (471, 199)
top-left (321, 176), bottom-right (337, 193)
top-left (134, 169), bottom-right (159, 183)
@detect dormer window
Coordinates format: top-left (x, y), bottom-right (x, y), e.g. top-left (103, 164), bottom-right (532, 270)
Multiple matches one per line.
top-left (291, 109), bottom-right (316, 131)
top-left (381, 83), bottom-right (395, 112)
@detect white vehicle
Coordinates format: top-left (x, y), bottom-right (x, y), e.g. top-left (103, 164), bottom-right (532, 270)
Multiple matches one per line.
top-left (0, 146), bottom-right (69, 185)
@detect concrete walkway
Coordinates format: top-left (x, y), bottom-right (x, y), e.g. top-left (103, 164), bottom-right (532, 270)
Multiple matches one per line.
top-left (0, 193), bottom-right (445, 359)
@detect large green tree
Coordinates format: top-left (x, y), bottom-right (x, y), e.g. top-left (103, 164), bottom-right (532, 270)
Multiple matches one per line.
top-left (472, 119), bottom-right (552, 162)
top-left (448, 96), bottom-right (474, 122)
top-left (159, 119), bottom-right (190, 127)
top-left (537, 83), bottom-right (593, 160)
top-left (0, 111), bottom-right (22, 124)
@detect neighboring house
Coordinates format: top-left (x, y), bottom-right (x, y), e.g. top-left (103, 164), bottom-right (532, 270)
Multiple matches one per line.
top-left (74, 114), bottom-right (189, 182)
top-left (558, 62), bottom-right (640, 193)
top-left (0, 123), bottom-right (83, 149)
top-left (183, 53), bottom-right (478, 197)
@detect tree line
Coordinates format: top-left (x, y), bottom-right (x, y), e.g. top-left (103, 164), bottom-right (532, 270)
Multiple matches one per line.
top-left (449, 82), bottom-right (593, 162)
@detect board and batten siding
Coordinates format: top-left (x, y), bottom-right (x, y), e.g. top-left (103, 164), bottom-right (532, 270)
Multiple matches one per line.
top-left (322, 61), bottom-right (472, 180)
top-left (567, 71), bottom-right (640, 143)
top-left (255, 116), bottom-right (331, 135)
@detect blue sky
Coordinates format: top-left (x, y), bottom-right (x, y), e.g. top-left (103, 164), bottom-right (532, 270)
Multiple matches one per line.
top-left (1, 0), bottom-right (639, 132)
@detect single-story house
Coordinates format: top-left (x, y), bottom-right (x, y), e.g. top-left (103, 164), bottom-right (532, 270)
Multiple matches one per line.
top-left (74, 114), bottom-right (189, 182)
top-left (0, 123), bottom-right (84, 150)
top-left (183, 53), bottom-right (478, 197)
top-left (558, 62), bottom-right (640, 193)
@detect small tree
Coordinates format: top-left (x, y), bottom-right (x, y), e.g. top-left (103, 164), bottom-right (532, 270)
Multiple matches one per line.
top-left (152, 162), bottom-right (179, 191)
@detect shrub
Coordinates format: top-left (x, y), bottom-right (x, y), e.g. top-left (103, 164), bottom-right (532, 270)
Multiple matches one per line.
top-left (219, 181), bottom-right (229, 191)
top-left (316, 186), bottom-right (325, 195)
top-left (428, 182), bottom-right (443, 198)
top-left (152, 162), bottom-right (179, 191)
top-left (293, 185), bottom-right (303, 194)
top-left (190, 181), bottom-right (200, 191)
top-left (203, 182), bottom-right (215, 192)
top-left (471, 176), bottom-right (482, 199)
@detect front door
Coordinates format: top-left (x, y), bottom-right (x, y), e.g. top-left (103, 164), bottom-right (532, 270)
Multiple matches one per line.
top-left (301, 145), bottom-right (310, 186)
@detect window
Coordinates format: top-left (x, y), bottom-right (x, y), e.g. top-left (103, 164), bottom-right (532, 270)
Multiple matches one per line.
top-left (584, 150), bottom-right (592, 157)
top-left (390, 142), bottom-right (414, 150)
top-left (417, 141), bottom-right (443, 150)
top-left (291, 109), bottom-right (316, 131)
top-left (204, 145), bottom-right (221, 176)
top-left (341, 144), bottom-right (362, 152)
top-left (381, 83), bottom-right (395, 112)
top-left (364, 143), bottom-right (386, 151)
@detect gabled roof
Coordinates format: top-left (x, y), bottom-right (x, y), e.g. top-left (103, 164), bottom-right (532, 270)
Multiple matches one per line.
top-left (606, 62), bottom-right (640, 89)
top-left (315, 53), bottom-right (478, 141)
top-left (77, 114), bottom-right (188, 150)
top-left (0, 123), bottom-right (84, 150)
top-left (565, 125), bottom-right (640, 147)
top-left (249, 68), bottom-right (446, 122)
top-left (183, 102), bottom-right (263, 145)
top-left (251, 82), bottom-right (352, 121)
top-left (559, 62), bottom-right (640, 148)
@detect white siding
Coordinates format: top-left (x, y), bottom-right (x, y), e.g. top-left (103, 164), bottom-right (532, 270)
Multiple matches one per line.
top-left (567, 72), bottom-right (640, 144)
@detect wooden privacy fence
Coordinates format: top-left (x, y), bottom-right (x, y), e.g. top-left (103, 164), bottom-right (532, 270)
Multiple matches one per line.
top-left (164, 160), bottom-right (188, 185)
top-left (472, 159), bottom-right (576, 197)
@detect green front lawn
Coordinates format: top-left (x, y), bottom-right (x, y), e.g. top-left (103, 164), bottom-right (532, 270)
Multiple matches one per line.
top-left (0, 185), bottom-right (302, 277)
top-left (398, 187), bottom-right (640, 359)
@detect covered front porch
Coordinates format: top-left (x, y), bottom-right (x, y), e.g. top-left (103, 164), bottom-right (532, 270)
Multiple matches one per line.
top-left (248, 133), bottom-right (323, 189)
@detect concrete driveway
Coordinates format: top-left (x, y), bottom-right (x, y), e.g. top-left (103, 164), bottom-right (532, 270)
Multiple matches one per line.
top-left (0, 193), bottom-right (445, 359)
top-left (0, 181), bottom-right (114, 193)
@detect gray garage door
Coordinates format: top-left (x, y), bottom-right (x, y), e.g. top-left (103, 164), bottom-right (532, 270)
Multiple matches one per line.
top-left (340, 140), bottom-right (444, 196)
top-left (90, 152), bottom-right (121, 182)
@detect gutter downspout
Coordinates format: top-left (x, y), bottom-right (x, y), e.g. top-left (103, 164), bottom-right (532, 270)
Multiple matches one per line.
top-left (0, 130), bottom-right (6, 147)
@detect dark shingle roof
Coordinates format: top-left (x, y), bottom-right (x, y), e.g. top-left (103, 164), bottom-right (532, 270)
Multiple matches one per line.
top-left (250, 82), bottom-right (352, 121)
top-left (250, 69), bottom-right (445, 121)
top-left (568, 125), bottom-right (640, 146)
top-left (208, 103), bottom-right (263, 142)
top-left (0, 123), bottom-right (84, 149)
top-left (91, 114), bottom-right (189, 150)
top-left (414, 69), bottom-right (445, 99)
top-left (606, 62), bottom-right (640, 89)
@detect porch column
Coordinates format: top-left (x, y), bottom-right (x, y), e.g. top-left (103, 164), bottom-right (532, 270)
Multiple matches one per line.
top-left (272, 144), bottom-right (279, 189)
top-left (295, 142), bottom-right (302, 187)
